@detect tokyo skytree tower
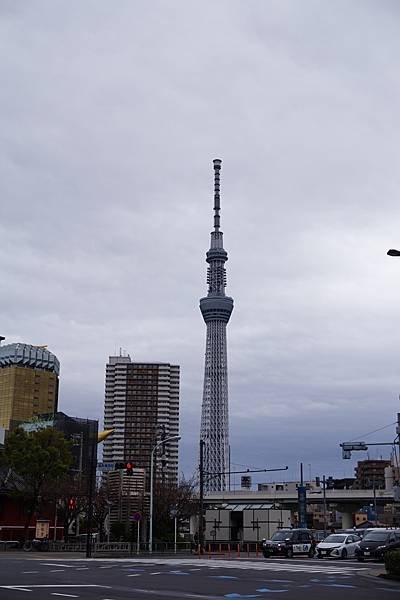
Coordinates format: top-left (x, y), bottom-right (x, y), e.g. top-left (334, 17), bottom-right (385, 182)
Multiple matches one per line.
top-left (200, 159), bottom-right (234, 492)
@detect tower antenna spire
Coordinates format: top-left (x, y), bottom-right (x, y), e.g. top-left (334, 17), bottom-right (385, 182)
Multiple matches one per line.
top-left (213, 159), bottom-right (222, 231)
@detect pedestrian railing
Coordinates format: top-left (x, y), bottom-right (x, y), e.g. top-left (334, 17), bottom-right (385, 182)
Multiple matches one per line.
top-left (194, 541), bottom-right (262, 558)
top-left (47, 541), bottom-right (192, 554)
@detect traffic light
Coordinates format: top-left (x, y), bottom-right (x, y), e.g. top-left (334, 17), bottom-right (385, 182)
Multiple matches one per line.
top-left (125, 462), bottom-right (133, 476)
top-left (68, 497), bottom-right (76, 511)
top-left (340, 441), bottom-right (368, 459)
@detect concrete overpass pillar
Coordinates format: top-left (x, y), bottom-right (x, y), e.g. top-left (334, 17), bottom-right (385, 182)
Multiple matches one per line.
top-left (341, 511), bottom-right (353, 529)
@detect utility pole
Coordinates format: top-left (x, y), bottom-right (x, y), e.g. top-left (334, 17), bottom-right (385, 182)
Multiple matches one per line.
top-left (297, 462), bottom-right (307, 529)
top-left (160, 425), bottom-right (166, 487)
top-left (228, 445), bottom-right (231, 492)
top-left (199, 439), bottom-right (204, 553)
top-left (322, 475), bottom-right (327, 536)
top-left (373, 478), bottom-right (378, 526)
top-left (85, 431), bottom-right (96, 559)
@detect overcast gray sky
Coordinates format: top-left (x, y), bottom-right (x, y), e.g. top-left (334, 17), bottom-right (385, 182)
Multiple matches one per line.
top-left (2, 0), bottom-right (400, 486)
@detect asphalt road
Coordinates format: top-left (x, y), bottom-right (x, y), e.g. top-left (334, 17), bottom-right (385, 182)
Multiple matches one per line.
top-left (0, 555), bottom-right (398, 599)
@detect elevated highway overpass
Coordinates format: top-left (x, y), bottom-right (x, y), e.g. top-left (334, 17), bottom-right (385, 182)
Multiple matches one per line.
top-left (206, 487), bottom-right (394, 506)
top-left (205, 488), bottom-right (395, 528)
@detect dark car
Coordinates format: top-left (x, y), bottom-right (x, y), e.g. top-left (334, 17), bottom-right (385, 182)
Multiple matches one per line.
top-left (313, 531), bottom-right (327, 544)
top-left (262, 529), bottom-right (315, 559)
top-left (355, 529), bottom-right (400, 561)
top-left (382, 539), bottom-right (400, 555)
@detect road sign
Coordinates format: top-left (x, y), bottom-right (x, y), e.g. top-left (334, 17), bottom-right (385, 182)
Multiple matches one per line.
top-left (97, 462), bottom-right (116, 472)
top-left (35, 519), bottom-right (50, 539)
top-left (130, 512), bottom-right (142, 522)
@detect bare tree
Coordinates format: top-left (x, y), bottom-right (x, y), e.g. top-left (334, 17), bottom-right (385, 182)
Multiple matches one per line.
top-left (153, 476), bottom-right (199, 542)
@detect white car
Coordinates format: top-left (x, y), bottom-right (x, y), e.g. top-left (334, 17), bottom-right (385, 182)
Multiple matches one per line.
top-left (316, 533), bottom-right (361, 559)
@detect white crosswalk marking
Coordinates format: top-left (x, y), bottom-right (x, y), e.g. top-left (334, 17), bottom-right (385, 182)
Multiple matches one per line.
top-left (185, 559), bottom-right (367, 575)
top-left (45, 557), bottom-right (367, 575)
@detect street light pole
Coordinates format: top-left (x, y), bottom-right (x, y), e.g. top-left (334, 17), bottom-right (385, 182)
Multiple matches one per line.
top-left (322, 475), bottom-right (327, 536)
top-left (199, 439), bottom-right (204, 553)
top-left (149, 434), bottom-right (180, 554)
top-left (85, 430), bottom-right (97, 559)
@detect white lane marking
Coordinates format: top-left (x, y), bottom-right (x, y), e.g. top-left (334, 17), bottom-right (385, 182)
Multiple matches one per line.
top-left (0, 585), bottom-right (110, 590)
top-left (22, 571), bottom-right (39, 574)
top-left (127, 590), bottom-right (217, 599)
top-left (99, 566), bottom-right (115, 569)
top-left (40, 564), bottom-right (77, 568)
top-left (127, 574), bottom-right (141, 577)
top-left (150, 572), bottom-right (162, 575)
top-left (50, 570), bottom-right (65, 572)
top-left (75, 568), bottom-right (89, 571)
top-left (51, 595), bottom-right (79, 598)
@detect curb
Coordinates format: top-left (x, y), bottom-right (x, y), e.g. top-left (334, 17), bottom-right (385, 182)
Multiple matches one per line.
top-left (357, 570), bottom-right (400, 587)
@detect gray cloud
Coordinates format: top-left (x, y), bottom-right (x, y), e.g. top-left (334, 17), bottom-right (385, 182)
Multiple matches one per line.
top-left (1, 1), bottom-right (400, 485)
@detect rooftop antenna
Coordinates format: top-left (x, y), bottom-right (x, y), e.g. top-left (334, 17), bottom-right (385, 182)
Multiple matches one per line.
top-left (213, 159), bottom-right (222, 231)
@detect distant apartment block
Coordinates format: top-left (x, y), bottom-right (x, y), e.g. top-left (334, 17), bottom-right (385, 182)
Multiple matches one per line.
top-left (0, 343), bottom-right (59, 431)
top-left (106, 468), bottom-right (146, 523)
top-left (354, 459), bottom-right (391, 490)
top-left (103, 355), bottom-right (179, 488)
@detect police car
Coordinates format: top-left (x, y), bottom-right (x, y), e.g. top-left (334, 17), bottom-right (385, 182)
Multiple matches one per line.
top-left (262, 529), bottom-right (315, 558)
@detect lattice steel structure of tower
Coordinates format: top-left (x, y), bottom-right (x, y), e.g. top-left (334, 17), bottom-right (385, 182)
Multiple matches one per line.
top-left (200, 159), bottom-right (234, 492)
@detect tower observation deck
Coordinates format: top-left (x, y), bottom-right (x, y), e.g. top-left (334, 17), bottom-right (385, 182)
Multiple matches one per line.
top-left (200, 159), bottom-right (233, 492)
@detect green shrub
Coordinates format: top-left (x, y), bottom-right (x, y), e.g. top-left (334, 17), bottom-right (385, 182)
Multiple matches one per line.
top-left (384, 550), bottom-right (400, 576)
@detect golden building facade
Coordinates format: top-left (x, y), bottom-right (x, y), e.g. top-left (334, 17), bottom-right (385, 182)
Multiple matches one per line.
top-left (0, 344), bottom-right (59, 430)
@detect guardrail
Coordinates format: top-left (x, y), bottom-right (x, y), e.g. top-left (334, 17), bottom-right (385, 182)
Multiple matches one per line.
top-left (47, 541), bottom-right (194, 554)
top-left (2, 540), bottom-right (247, 555)
top-left (0, 541), bottom-right (21, 552)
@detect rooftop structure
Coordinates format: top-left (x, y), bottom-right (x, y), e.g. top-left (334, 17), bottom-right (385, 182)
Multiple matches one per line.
top-left (0, 343), bottom-right (59, 431)
top-left (0, 343), bottom-right (60, 375)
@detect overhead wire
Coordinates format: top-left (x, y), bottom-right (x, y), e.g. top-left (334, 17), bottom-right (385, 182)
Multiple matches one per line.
top-left (349, 421), bottom-right (397, 442)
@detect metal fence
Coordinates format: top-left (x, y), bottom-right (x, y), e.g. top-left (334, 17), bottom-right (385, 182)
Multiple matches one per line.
top-left (1, 540), bottom-right (257, 556)
top-left (47, 541), bottom-right (193, 554)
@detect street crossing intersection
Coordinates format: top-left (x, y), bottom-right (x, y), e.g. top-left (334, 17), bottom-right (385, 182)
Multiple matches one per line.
top-left (0, 556), bottom-right (397, 600)
top-left (35, 556), bottom-right (370, 575)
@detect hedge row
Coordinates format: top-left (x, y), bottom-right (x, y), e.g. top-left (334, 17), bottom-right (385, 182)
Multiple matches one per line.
top-left (384, 550), bottom-right (400, 576)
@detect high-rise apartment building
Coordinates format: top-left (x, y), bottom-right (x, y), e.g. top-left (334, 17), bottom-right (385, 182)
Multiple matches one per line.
top-left (200, 159), bottom-right (234, 492)
top-left (103, 355), bottom-right (179, 487)
top-left (0, 343), bottom-right (60, 431)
